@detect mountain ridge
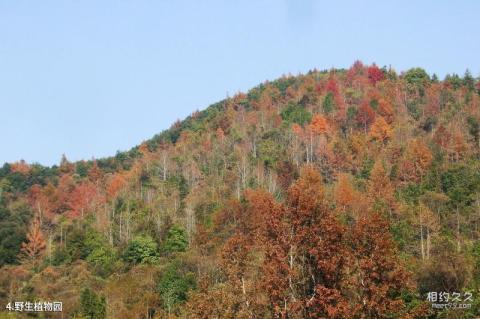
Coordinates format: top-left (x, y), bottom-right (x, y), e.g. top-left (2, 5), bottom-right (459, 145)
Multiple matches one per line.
top-left (1, 61), bottom-right (480, 318)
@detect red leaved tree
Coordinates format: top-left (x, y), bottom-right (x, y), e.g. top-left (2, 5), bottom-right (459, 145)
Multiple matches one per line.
top-left (367, 64), bottom-right (385, 85)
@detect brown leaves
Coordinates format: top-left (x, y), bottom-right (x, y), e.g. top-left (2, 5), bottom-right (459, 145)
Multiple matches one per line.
top-left (400, 140), bottom-right (433, 182)
top-left (106, 173), bottom-right (126, 201)
top-left (356, 102), bottom-right (376, 132)
top-left (370, 116), bottom-right (393, 143)
top-left (68, 181), bottom-right (103, 218)
top-left (20, 215), bottom-right (46, 266)
top-left (334, 173), bottom-right (360, 215)
top-left (350, 212), bottom-right (413, 318)
top-left (368, 161), bottom-right (396, 210)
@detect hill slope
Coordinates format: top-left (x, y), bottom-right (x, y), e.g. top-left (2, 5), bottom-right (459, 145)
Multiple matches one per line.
top-left (1, 62), bottom-right (480, 318)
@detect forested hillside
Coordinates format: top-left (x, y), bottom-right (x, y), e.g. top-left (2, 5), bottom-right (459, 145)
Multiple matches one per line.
top-left (1, 62), bottom-right (480, 318)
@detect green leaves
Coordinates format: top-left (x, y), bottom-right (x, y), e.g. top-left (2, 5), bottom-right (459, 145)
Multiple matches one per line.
top-left (79, 288), bottom-right (106, 319)
top-left (441, 165), bottom-right (480, 207)
top-left (157, 261), bottom-right (196, 312)
top-left (162, 225), bottom-right (188, 254)
top-left (280, 102), bottom-right (312, 126)
top-left (0, 201), bottom-right (31, 266)
top-left (404, 67), bottom-right (430, 86)
top-left (123, 234), bottom-right (159, 264)
top-left (322, 92), bottom-right (336, 114)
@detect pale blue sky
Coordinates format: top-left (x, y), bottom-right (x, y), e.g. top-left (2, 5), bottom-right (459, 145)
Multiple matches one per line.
top-left (0, 1), bottom-right (479, 166)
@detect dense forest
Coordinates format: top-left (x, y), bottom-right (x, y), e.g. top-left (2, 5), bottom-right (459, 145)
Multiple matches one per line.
top-left (1, 62), bottom-right (480, 318)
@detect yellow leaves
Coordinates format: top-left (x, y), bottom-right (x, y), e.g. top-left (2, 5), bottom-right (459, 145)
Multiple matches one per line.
top-left (369, 116), bottom-right (392, 143)
top-left (349, 133), bottom-right (367, 156)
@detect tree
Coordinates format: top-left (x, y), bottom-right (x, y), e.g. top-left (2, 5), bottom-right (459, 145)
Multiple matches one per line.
top-left (309, 114), bottom-right (329, 135)
top-left (59, 154), bottom-right (75, 174)
top-left (85, 230), bottom-right (118, 277)
top-left (323, 92), bottom-right (335, 114)
top-left (418, 238), bottom-right (471, 295)
top-left (368, 161), bottom-right (395, 212)
top-left (463, 69), bottom-right (475, 91)
top-left (404, 68), bottom-right (430, 86)
top-left (280, 102), bottom-right (312, 126)
top-left (68, 181), bottom-right (101, 218)
top-left (367, 64), bottom-right (385, 85)
top-left (441, 165), bottom-right (480, 252)
top-left (88, 160), bottom-right (103, 183)
top-left (247, 190), bottom-right (289, 318)
top-left (162, 225), bottom-right (188, 254)
top-left (285, 166), bottom-right (350, 318)
top-left (79, 288), bottom-right (106, 319)
top-left (378, 98), bottom-right (394, 123)
top-left (356, 102), bottom-right (376, 134)
top-left (123, 235), bottom-right (159, 264)
top-left (0, 200), bottom-right (31, 266)
top-left (106, 174), bottom-right (126, 201)
top-left (334, 173), bottom-right (358, 214)
top-left (369, 116), bottom-right (392, 143)
top-left (350, 212), bottom-right (415, 318)
top-left (20, 214), bottom-right (46, 267)
top-left (400, 140), bottom-right (433, 183)
top-left (157, 261), bottom-right (196, 314)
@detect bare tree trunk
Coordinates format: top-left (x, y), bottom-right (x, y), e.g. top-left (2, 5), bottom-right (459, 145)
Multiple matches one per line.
top-left (426, 227), bottom-right (431, 259)
top-left (420, 210), bottom-right (425, 260)
top-left (162, 153), bottom-right (167, 181)
top-left (186, 205), bottom-right (195, 245)
top-left (456, 205), bottom-right (461, 252)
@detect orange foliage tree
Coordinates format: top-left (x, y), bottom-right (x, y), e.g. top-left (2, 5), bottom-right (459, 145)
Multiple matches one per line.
top-left (20, 215), bottom-right (46, 267)
top-left (370, 116), bottom-right (393, 143)
top-left (368, 161), bottom-right (396, 212)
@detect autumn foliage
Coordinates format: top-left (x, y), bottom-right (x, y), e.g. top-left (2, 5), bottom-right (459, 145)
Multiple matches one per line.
top-left (20, 215), bottom-right (46, 266)
top-left (1, 62), bottom-right (479, 318)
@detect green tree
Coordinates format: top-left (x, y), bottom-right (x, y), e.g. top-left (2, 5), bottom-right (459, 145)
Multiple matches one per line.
top-left (280, 102), bottom-right (312, 126)
top-left (445, 73), bottom-right (463, 90)
top-left (162, 225), bottom-right (188, 254)
top-left (0, 200), bottom-right (31, 265)
top-left (463, 69), bottom-right (475, 91)
top-left (322, 92), bottom-right (335, 114)
top-left (467, 116), bottom-right (480, 145)
top-left (123, 234), bottom-right (159, 264)
top-left (79, 288), bottom-right (106, 319)
top-left (157, 261), bottom-right (196, 314)
top-left (404, 67), bottom-right (430, 86)
top-left (85, 231), bottom-right (117, 276)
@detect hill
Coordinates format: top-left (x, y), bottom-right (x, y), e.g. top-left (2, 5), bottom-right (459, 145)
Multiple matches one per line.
top-left (1, 62), bottom-right (480, 318)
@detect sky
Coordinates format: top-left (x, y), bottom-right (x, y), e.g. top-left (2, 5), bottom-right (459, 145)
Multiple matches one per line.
top-left (0, 1), bottom-right (479, 166)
